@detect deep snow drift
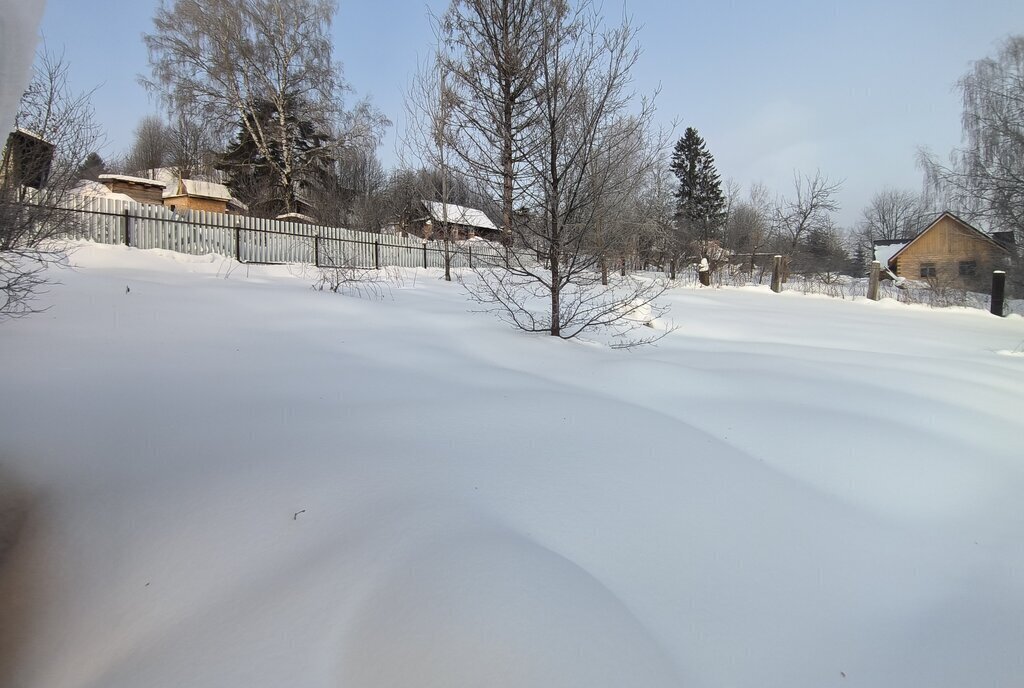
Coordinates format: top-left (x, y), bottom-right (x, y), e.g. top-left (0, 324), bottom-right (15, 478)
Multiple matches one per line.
top-left (1, 243), bottom-right (1022, 688)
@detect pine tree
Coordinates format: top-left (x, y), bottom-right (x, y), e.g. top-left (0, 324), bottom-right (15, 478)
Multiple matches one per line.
top-left (669, 127), bottom-right (725, 249)
top-left (76, 152), bottom-right (106, 182)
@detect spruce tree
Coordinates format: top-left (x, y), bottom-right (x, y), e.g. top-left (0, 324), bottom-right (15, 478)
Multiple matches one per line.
top-left (669, 127), bottom-right (725, 248)
top-left (217, 95), bottom-right (334, 217)
top-left (76, 152), bottom-right (107, 182)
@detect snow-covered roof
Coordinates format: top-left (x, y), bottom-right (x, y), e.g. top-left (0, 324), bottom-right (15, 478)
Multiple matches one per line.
top-left (12, 126), bottom-right (49, 143)
top-left (167, 178), bottom-right (232, 201)
top-left (275, 212), bottom-right (317, 224)
top-left (72, 179), bottom-right (135, 203)
top-left (873, 241), bottom-right (907, 268)
top-left (423, 201), bottom-right (498, 231)
top-left (98, 173), bottom-right (168, 188)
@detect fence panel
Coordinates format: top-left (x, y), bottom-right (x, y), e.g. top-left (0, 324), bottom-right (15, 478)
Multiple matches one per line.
top-left (38, 197), bottom-right (525, 272)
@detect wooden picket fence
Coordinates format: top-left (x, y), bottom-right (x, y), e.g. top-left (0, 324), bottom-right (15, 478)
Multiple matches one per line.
top-left (45, 195), bottom-right (510, 270)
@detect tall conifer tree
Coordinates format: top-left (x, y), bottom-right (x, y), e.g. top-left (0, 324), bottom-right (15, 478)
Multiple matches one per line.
top-left (669, 127), bottom-right (725, 249)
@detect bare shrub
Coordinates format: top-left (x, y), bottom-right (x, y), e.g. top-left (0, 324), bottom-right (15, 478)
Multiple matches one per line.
top-left (1, 48), bottom-right (101, 319)
top-left (313, 259), bottom-right (401, 300)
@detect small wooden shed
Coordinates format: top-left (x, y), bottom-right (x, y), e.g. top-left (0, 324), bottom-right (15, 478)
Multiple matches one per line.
top-left (98, 174), bottom-right (167, 205)
top-left (886, 212), bottom-right (1011, 287)
top-left (163, 179), bottom-right (235, 213)
top-left (2, 128), bottom-right (54, 190)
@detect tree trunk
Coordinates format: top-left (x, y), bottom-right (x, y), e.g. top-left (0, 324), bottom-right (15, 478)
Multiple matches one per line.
top-left (550, 248), bottom-right (560, 337)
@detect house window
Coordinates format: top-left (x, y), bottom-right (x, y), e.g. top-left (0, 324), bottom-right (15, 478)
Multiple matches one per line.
top-left (920, 263), bottom-right (937, 278)
top-left (958, 260), bottom-right (977, 277)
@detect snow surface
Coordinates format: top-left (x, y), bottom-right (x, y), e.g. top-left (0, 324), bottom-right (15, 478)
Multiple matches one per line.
top-left (71, 179), bottom-right (136, 204)
top-left (1, 243), bottom-right (1023, 688)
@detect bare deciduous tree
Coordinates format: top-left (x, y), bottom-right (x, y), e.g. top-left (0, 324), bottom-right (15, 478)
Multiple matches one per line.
top-left (123, 114), bottom-right (170, 175)
top-left (468, 1), bottom-right (669, 343)
top-left (439, 0), bottom-right (547, 242)
top-left (859, 187), bottom-right (924, 241)
top-left (724, 183), bottom-right (775, 277)
top-left (853, 186), bottom-right (926, 272)
top-left (403, 55), bottom-right (460, 281)
top-left (1, 48), bottom-right (102, 318)
top-left (143, 0), bottom-right (348, 215)
top-left (920, 35), bottom-right (1024, 237)
top-left (776, 170), bottom-right (841, 251)
top-left (919, 34), bottom-right (1024, 292)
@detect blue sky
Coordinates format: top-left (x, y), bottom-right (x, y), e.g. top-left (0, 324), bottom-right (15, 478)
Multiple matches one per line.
top-left (37, 0), bottom-right (1024, 226)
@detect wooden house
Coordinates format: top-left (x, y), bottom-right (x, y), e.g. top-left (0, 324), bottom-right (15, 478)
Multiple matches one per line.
top-left (98, 174), bottom-right (167, 205)
top-left (881, 212), bottom-right (1012, 288)
top-left (407, 200), bottom-right (504, 243)
top-left (163, 179), bottom-right (236, 213)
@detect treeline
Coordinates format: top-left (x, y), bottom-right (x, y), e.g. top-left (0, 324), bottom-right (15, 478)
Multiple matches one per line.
top-left (7, 0), bottom-right (1021, 331)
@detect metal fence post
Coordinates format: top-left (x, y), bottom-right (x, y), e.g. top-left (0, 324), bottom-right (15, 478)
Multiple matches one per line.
top-left (234, 225), bottom-right (241, 262)
top-left (374, 239), bottom-right (380, 269)
top-left (991, 271), bottom-right (1006, 316)
top-left (313, 236), bottom-right (320, 268)
top-left (423, 242), bottom-right (428, 269)
top-left (123, 209), bottom-right (132, 246)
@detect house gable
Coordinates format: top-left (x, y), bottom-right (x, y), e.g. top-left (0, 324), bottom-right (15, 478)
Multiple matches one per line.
top-left (888, 212), bottom-right (1010, 281)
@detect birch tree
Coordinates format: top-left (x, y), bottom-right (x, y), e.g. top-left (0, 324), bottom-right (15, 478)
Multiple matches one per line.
top-left (143, 0), bottom-right (347, 215)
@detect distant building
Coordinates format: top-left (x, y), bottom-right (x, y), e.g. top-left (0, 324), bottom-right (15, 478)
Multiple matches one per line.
top-left (398, 200), bottom-right (504, 243)
top-left (98, 174), bottom-right (167, 205)
top-left (163, 178), bottom-right (237, 214)
top-left (875, 211), bottom-right (1012, 288)
top-left (1, 127), bottom-right (54, 191)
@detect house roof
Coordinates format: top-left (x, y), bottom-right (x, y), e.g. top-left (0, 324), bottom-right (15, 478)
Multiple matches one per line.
top-left (422, 201), bottom-right (498, 232)
top-left (72, 179), bottom-right (136, 204)
top-left (889, 211), bottom-right (1010, 266)
top-left (872, 240), bottom-right (907, 268)
top-left (12, 126), bottom-right (50, 144)
top-left (275, 212), bottom-right (317, 224)
top-left (166, 178), bottom-right (232, 201)
top-left (98, 173), bottom-right (167, 188)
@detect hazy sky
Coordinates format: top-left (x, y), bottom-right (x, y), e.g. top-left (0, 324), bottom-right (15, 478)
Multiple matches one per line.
top-left (37, 0), bottom-right (1024, 226)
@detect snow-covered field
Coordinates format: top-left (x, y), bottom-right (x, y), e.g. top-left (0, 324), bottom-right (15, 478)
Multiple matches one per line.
top-left (1, 243), bottom-right (1023, 688)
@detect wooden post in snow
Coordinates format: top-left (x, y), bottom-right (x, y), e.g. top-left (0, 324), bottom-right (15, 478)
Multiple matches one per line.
top-left (771, 255), bottom-right (783, 293)
top-left (991, 271), bottom-right (1006, 316)
top-left (867, 261), bottom-right (881, 301)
